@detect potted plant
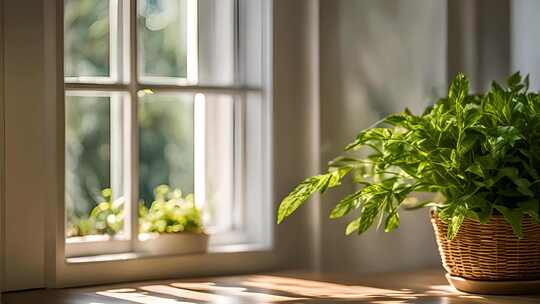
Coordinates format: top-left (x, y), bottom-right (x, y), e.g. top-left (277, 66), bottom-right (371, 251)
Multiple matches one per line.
top-left (66, 188), bottom-right (125, 239)
top-left (68, 185), bottom-right (208, 256)
top-left (278, 72), bottom-right (540, 294)
top-left (137, 184), bottom-right (208, 256)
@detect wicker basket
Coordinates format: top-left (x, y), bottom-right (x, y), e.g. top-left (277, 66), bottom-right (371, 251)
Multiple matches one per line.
top-left (431, 211), bottom-right (540, 281)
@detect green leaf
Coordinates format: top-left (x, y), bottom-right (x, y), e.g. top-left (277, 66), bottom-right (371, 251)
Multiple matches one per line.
top-left (464, 198), bottom-right (491, 224)
top-left (401, 200), bottom-right (441, 210)
top-left (384, 212), bottom-right (400, 232)
top-left (463, 103), bottom-right (482, 127)
top-left (494, 205), bottom-right (523, 239)
top-left (384, 114), bottom-right (407, 125)
top-left (345, 218), bottom-right (361, 235)
top-left (524, 74), bottom-right (530, 91)
top-left (466, 162), bottom-right (484, 178)
top-left (519, 199), bottom-right (539, 223)
top-left (328, 156), bottom-right (365, 170)
top-left (101, 188), bottom-right (113, 199)
top-left (489, 126), bottom-right (523, 154)
top-left (507, 71), bottom-right (522, 88)
top-left (448, 73), bottom-right (469, 103)
top-left (277, 168), bottom-right (351, 224)
top-left (493, 167), bottom-right (534, 196)
top-left (447, 211), bottom-right (465, 240)
top-left (345, 128), bottom-right (392, 151)
top-left (357, 198), bottom-right (383, 234)
top-left (330, 190), bottom-right (362, 219)
top-left (417, 162), bottom-right (429, 175)
top-left (513, 178), bottom-right (534, 197)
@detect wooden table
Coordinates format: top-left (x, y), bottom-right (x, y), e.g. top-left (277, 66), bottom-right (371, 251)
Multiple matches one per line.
top-left (4, 269), bottom-right (540, 303)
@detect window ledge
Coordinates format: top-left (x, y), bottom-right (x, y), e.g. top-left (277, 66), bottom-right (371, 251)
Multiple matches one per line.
top-left (66, 234), bottom-right (128, 243)
top-left (66, 243), bottom-right (271, 264)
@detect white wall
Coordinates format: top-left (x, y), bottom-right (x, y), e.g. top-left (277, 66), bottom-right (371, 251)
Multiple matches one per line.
top-left (448, 0), bottom-right (510, 92)
top-left (512, 0), bottom-right (540, 90)
top-left (272, 0), bottom-right (321, 271)
top-left (2, 0), bottom-right (48, 290)
top-left (318, 0), bottom-right (447, 274)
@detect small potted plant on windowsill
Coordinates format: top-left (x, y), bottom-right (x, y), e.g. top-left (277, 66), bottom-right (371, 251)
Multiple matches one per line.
top-left (278, 72), bottom-right (540, 294)
top-left (68, 185), bottom-right (208, 256)
top-left (66, 188), bottom-right (126, 242)
top-left (137, 184), bottom-right (209, 256)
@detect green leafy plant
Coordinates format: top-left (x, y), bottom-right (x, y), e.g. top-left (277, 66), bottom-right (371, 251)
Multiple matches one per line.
top-left (67, 188), bottom-right (124, 237)
top-left (278, 72), bottom-right (540, 239)
top-left (139, 185), bottom-right (204, 234)
top-left (68, 185), bottom-right (204, 237)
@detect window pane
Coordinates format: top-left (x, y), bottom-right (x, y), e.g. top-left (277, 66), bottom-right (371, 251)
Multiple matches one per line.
top-left (199, 94), bottom-right (236, 232)
top-left (198, 0), bottom-right (235, 85)
top-left (242, 92), bottom-right (270, 243)
top-left (65, 93), bottom-right (125, 238)
top-left (512, 1), bottom-right (540, 90)
top-left (238, 0), bottom-right (264, 87)
top-left (64, 0), bottom-right (111, 78)
top-left (138, 93), bottom-right (194, 209)
top-left (138, 0), bottom-right (190, 81)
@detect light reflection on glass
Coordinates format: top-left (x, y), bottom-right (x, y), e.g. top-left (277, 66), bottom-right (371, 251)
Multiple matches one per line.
top-left (138, 0), bottom-right (189, 81)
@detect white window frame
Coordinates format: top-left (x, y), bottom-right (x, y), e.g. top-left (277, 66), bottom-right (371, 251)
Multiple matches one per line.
top-left (44, 0), bottom-right (274, 286)
top-left (64, 0), bottom-right (271, 256)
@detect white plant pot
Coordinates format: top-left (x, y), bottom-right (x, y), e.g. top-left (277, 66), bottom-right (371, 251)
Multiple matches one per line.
top-left (137, 232), bottom-right (209, 256)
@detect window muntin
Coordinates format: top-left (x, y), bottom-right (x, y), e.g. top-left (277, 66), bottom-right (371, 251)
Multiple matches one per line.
top-left (64, 0), bottom-right (269, 258)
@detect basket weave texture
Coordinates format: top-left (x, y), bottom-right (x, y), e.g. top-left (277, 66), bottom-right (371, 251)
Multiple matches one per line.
top-left (431, 211), bottom-right (540, 280)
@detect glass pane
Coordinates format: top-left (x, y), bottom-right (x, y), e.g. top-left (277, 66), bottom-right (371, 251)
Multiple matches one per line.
top-left (199, 94), bottom-right (235, 232)
top-left (512, 1), bottom-right (540, 90)
top-left (243, 92), bottom-right (268, 241)
top-left (65, 93), bottom-right (125, 238)
top-left (138, 92), bottom-right (194, 210)
top-left (64, 0), bottom-right (111, 78)
top-left (238, 0), bottom-right (264, 87)
top-left (198, 0), bottom-right (235, 85)
top-left (138, 0), bottom-right (190, 81)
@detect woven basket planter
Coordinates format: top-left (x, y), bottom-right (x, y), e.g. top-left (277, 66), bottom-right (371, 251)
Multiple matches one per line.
top-left (431, 211), bottom-right (540, 281)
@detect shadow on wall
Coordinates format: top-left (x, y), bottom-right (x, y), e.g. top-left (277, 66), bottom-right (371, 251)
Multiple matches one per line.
top-left (319, 0), bottom-right (447, 274)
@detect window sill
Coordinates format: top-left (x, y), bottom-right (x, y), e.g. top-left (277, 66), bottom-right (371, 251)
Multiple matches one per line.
top-left (66, 234), bottom-right (128, 243)
top-left (55, 243), bottom-right (279, 288)
top-left (65, 242), bottom-right (271, 264)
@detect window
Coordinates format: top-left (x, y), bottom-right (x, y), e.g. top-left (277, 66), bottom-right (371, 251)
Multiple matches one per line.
top-left (64, 0), bottom-right (271, 258)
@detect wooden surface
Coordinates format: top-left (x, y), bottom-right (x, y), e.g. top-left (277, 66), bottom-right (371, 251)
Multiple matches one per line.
top-left (4, 269), bottom-right (540, 303)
